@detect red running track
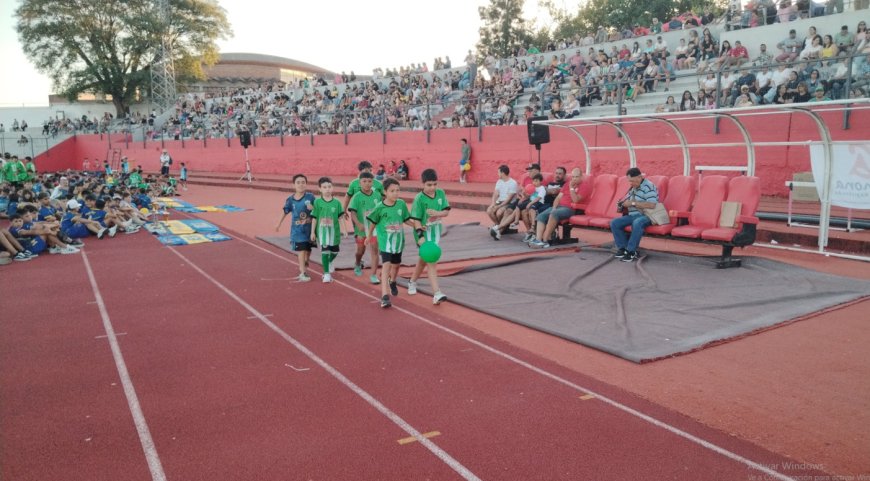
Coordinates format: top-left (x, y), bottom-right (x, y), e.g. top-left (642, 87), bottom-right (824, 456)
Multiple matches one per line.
top-left (0, 229), bottom-right (831, 481)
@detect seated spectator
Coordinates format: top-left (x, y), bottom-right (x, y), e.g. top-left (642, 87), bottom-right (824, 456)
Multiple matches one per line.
top-left (776, 0), bottom-right (796, 23)
top-left (396, 160), bottom-right (409, 180)
top-left (487, 165), bottom-right (519, 240)
top-left (0, 226), bottom-right (34, 261)
top-left (722, 40), bottom-right (750, 69)
top-left (680, 90), bottom-right (698, 111)
top-left (610, 167), bottom-right (659, 262)
top-left (833, 24), bottom-right (866, 55)
top-left (800, 35), bottom-right (823, 61)
top-left (808, 85), bottom-right (832, 101)
top-left (753, 44), bottom-right (773, 66)
top-left (530, 167), bottom-right (585, 248)
top-left (656, 95), bottom-right (680, 112)
top-left (734, 85), bottom-right (759, 106)
top-left (375, 164), bottom-right (387, 181)
top-left (792, 82), bottom-right (811, 102)
top-left (674, 38), bottom-right (690, 70)
top-left (776, 29), bottom-right (801, 63)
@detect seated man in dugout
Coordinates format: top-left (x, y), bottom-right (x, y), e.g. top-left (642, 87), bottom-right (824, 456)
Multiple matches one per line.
top-left (610, 167), bottom-right (660, 263)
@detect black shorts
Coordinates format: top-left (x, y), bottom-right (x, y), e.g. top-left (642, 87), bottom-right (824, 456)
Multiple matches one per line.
top-left (380, 251), bottom-right (402, 264)
top-left (517, 199), bottom-right (531, 210)
top-left (291, 241), bottom-right (312, 252)
top-left (321, 244), bottom-right (340, 253)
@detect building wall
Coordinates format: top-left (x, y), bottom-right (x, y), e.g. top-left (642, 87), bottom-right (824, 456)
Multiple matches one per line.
top-left (57, 106), bottom-right (869, 196)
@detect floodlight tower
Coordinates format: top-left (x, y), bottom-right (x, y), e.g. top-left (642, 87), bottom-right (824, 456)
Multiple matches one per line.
top-left (150, 0), bottom-right (177, 113)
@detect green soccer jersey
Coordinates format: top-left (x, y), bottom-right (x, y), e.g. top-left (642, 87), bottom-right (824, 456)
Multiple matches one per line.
top-left (347, 189), bottom-right (381, 237)
top-left (311, 197), bottom-right (343, 247)
top-left (347, 177), bottom-right (384, 199)
top-left (411, 189), bottom-right (450, 244)
top-left (367, 199), bottom-right (411, 254)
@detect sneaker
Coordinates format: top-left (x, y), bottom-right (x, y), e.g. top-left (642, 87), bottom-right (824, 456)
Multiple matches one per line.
top-left (369, 275), bottom-right (381, 285)
top-left (433, 291), bottom-right (448, 305)
top-left (620, 251), bottom-right (639, 262)
top-left (108, 225), bottom-right (118, 237)
top-left (124, 227), bottom-right (140, 234)
top-left (509, 223), bottom-right (519, 230)
top-left (354, 263), bottom-right (363, 276)
top-left (613, 248), bottom-right (626, 258)
top-left (381, 295), bottom-right (392, 308)
top-left (13, 252), bottom-right (31, 262)
top-left (69, 239), bottom-right (84, 247)
top-left (49, 246), bottom-right (62, 254)
top-left (97, 228), bottom-right (107, 239)
top-left (407, 280), bottom-right (417, 295)
top-left (389, 280), bottom-right (398, 296)
top-left (297, 273), bottom-right (311, 282)
top-left (0, 256), bottom-right (11, 265)
top-left (322, 273), bottom-right (333, 283)
top-left (494, 229), bottom-right (501, 240)
top-left (489, 225), bottom-right (498, 239)
top-left (523, 232), bottom-right (534, 243)
top-left (24, 250), bottom-right (37, 258)
top-left (61, 246), bottom-right (80, 254)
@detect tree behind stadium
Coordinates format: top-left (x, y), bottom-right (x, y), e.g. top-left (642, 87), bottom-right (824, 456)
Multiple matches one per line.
top-left (477, 0), bottom-right (532, 58)
top-left (15, 0), bottom-right (232, 117)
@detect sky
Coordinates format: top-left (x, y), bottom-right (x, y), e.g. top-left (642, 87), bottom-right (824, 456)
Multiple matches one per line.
top-left (0, 0), bottom-right (577, 107)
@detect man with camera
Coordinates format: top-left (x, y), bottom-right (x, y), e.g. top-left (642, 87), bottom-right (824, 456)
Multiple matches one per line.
top-left (610, 167), bottom-right (659, 263)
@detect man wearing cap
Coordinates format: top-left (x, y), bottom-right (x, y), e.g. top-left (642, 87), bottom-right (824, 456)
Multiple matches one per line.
top-left (730, 68), bottom-right (757, 105)
top-left (808, 85), bottom-right (831, 102)
top-left (610, 167), bottom-right (659, 262)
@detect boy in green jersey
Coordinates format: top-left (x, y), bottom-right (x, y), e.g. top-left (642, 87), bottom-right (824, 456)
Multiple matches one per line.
top-left (310, 177), bottom-right (344, 283)
top-left (366, 178), bottom-right (414, 308)
top-left (347, 171), bottom-right (381, 284)
top-left (344, 160), bottom-right (383, 235)
top-left (408, 169), bottom-right (449, 305)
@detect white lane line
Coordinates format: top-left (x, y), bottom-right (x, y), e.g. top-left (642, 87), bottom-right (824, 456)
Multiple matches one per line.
top-left (284, 364), bottom-right (310, 372)
top-left (81, 250), bottom-right (167, 481)
top-left (95, 332), bottom-right (127, 339)
top-left (231, 233), bottom-right (799, 481)
top-left (166, 246), bottom-right (481, 481)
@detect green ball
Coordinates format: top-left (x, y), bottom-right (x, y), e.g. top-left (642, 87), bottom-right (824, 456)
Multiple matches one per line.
top-left (419, 241), bottom-right (442, 263)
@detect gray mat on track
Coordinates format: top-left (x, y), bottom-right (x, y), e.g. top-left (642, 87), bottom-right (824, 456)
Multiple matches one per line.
top-left (406, 248), bottom-right (870, 363)
top-left (258, 223), bottom-right (577, 269)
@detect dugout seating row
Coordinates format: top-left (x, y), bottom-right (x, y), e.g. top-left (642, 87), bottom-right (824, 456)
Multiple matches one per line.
top-left (519, 172), bottom-right (762, 268)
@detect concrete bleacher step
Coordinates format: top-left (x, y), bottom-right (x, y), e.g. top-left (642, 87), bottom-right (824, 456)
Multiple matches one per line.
top-left (182, 172), bottom-right (869, 254)
top-left (186, 173), bottom-right (492, 212)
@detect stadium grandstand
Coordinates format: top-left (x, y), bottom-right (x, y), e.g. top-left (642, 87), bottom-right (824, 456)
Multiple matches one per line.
top-left (2, 3), bottom-right (870, 481)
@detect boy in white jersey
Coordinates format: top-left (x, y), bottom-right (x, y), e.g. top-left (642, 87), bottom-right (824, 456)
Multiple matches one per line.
top-left (407, 169), bottom-right (449, 305)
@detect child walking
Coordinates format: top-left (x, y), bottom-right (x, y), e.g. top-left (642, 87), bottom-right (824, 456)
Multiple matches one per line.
top-left (179, 162), bottom-right (188, 191)
top-left (366, 178), bottom-right (413, 308)
top-left (407, 168), bottom-right (449, 305)
top-left (347, 171), bottom-right (381, 284)
top-left (310, 177), bottom-right (343, 283)
top-left (275, 174), bottom-right (316, 282)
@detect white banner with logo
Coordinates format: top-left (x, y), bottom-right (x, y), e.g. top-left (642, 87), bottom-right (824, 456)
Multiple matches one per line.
top-left (809, 143), bottom-right (870, 209)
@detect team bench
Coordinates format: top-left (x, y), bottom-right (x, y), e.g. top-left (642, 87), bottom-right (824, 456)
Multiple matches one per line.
top-left (562, 173), bottom-right (761, 268)
top-left (516, 172), bottom-right (761, 267)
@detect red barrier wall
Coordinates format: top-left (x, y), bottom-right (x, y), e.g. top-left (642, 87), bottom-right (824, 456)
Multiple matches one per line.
top-left (60, 107), bottom-right (869, 196)
top-left (33, 136), bottom-right (78, 172)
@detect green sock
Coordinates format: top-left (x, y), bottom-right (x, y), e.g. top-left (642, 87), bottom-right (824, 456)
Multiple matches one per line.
top-left (329, 252), bottom-right (338, 264)
top-left (322, 253), bottom-right (330, 274)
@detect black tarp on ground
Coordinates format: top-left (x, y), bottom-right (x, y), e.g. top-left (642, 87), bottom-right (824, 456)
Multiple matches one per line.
top-left (406, 249), bottom-right (870, 363)
top-left (259, 223), bottom-right (577, 269)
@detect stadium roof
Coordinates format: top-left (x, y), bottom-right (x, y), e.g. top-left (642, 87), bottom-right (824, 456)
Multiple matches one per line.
top-left (216, 53), bottom-right (335, 75)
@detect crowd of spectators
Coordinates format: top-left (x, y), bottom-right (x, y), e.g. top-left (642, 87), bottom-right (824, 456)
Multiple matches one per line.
top-left (0, 152), bottom-right (186, 265)
top-left (39, 4), bottom-right (860, 144)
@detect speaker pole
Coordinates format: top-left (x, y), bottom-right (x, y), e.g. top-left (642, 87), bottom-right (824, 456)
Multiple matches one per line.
top-left (536, 143), bottom-right (542, 170)
top-left (238, 146), bottom-right (255, 183)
